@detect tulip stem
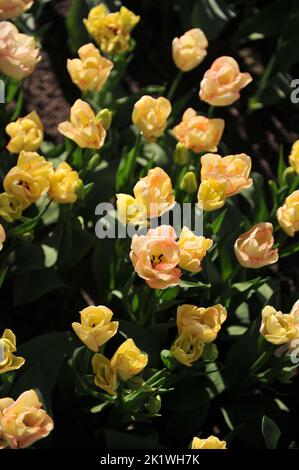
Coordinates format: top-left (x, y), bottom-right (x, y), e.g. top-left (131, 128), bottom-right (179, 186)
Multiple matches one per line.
top-left (167, 71), bottom-right (183, 101)
top-left (208, 105), bottom-right (215, 118)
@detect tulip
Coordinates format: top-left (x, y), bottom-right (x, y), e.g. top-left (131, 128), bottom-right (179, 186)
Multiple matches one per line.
top-left (84, 4), bottom-right (140, 55)
top-left (0, 329), bottom-right (25, 374)
top-left (0, 224), bottom-right (5, 251)
top-left (49, 162), bottom-right (82, 204)
top-left (197, 179), bottom-right (226, 212)
top-left (260, 306), bottom-right (297, 345)
top-left (177, 304), bottom-right (227, 343)
top-left (178, 227), bottom-right (212, 273)
top-left (0, 21), bottom-right (40, 79)
top-left (199, 56), bottom-right (252, 106)
top-left (289, 140), bottom-right (299, 174)
top-left (234, 222), bottom-right (278, 269)
top-left (172, 108), bottom-right (224, 153)
top-left (133, 167), bottom-right (175, 218)
top-left (4, 151), bottom-right (53, 209)
top-left (191, 436), bottom-right (227, 449)
top-left (111, 338), bottom-right (148, 381)
top-left (116, 193), bottom-right (147, 227)
top-left (0, 390), bottom-right (53, 449)
top-left (130, 225), bottom-right (181, 289)
top-left (67, 43), bottom-right (113, 93)
top-left (0, 193), bottom-right (22, 222)
top-left (6, 111), bottom-right (43, 153)
top-left (132, 95), bottom-right (172, 142)
top-left (171, 331), bottom-right (204, 367)
top-left (201, 153), bottom-right (252, 197)
top-left (92, 353), bottom-right (119, 396)
top-left (173, 142), bottom-right (189, 166)
top-left (58, 99), bottom-right (106, 149)
top-left (72, 305), bottom-right (119, 352)
top-left (277, 190), bottom-right (299, 237)
top-left (0, 0), bottom-right (33, 20)
top-left (172, 28), bottom-right (208, 72)
top-left (96, 108), bottom-right (113, 130)
top-left (179, 172), bottom-right (198, 195)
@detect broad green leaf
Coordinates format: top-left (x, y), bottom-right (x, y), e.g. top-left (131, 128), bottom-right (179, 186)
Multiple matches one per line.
top-left (262, 415), bottom-right (281, 449)
top-left (66, 0), bottom-right (89, 54)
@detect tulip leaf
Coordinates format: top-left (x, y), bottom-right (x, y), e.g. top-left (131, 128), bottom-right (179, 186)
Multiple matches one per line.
top-left (13, 269), bottom-right (65, 306)
top-left (190, 0), bottom-right (236, 41)
top-left (262, 415), bottom-right (281, 449)
top-left (66, 0), bottom-right (90, 54)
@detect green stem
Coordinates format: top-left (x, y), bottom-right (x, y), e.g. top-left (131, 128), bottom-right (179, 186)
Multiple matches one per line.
top-left (208, 105), bottom-right (215, 118)
top-left (167, 71), bottom-right (183, 101)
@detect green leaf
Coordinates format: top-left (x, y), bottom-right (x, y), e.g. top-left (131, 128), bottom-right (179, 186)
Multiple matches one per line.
top-left (104, 428), bottom-right (160, 449)
top-left (278, 145), bottom-right (286, 187)
top-left (66, 0), bottom-right (89, 54)
top-left (14, 269), bottom-right (65, 306)
top-left (0, 266), bottom-right (8, 288)
top-left (262, 415), bottom-right (281, 449)
top-left (210, 209), bottom-right (227, 234)
top-left (191, 0), bottom-right (236, 41)
top-left (179, 280), bottom-right (210, 289)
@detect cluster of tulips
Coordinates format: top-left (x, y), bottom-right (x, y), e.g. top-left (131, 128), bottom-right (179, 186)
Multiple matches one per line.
top-left (0, 0), bottom-right (298, 450)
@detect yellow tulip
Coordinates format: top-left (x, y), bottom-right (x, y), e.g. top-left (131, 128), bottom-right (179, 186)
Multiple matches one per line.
top-left (171, 331), bottom-right (204, 367)
top-left (199, 56), bottom-right (252, 106)
top-left (49, 162), bottom-right (82, 204)
top-left (67, 43), bottom-right (113, 93)
top-left (178, 227), bottom-right (213, 273)
top-left (0, 192), bottom-right (23, 222)
top-left (289, 140), bottom-right (299, 174)
top-left (277, 190), bottom-right (299, 237)
top-left (72, 305), bottom-right (119, 352)
top-left (191, 435), bottom-right (227, 449)
top-left (0, 329), bottom-right (25, 375)
top-left (133, 167), bottom-right (175, 218)
top-left (92, 353), bottom-right (118, 396)
top-left (84, 4), bottom-right (140, 55)
top-left (132, 95), bottom-right (172, 142)
top-left (177, 304), bottom-right (227, 343)
top-left (172, 108), bottom-right (224, 154)
top-left (0, 390), bottom-right (53, 449)
top-left (260, 306), bottom-right (297, 345)
top-left (58, 99), bottom-right (106, 149)
top-left (201, 153), bottom-right (252, 197)
top-left (0, 0), bottom-right (33, 20)
top-left (0, 224), bottom-right (5, 251)
top-left (111, 338), bottom-right (148, 381)
top-left (4, 151), bottom-right (53, 209)
top-left (197, 179), bottom-right (226, 212)
top-left (116, 193), bottom-right (147, 227)
top-left (6, 111), bottom-right (43, 153)
top-left (0, 21), bottom-right (40, 79)
top-left (234, 222), bottom-right (278, 269)
top-left (172, 28), bottom-right (208, 72)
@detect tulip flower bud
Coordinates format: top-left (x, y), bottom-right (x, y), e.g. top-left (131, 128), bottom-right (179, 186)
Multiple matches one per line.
top-left (180, 171), bottom-right (198, 194)
top-left (96, 108), bottom-right (113, 131)
top-left (145, 395), bottom-right (161, 414)
top-left (191, 436), bottom-right (227, 449)
top-left (173, 143), bottom-right (189, 165)
top-left (87, 153), bottom-right (101, 172)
